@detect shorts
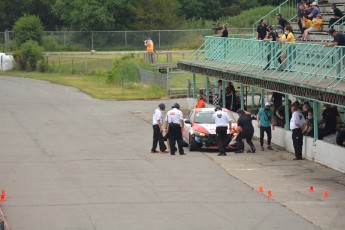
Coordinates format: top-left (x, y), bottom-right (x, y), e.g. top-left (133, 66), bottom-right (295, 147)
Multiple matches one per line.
top-left (309, 27), bottom-right (319, 32)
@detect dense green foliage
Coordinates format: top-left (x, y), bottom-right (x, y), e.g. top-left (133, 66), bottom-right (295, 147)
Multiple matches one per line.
top-left (13, 15), bottom-right (44, 47)
top-left (0, 0), bottom-right (284, 31)
top-left (15, 40), bottom-right (44, 70)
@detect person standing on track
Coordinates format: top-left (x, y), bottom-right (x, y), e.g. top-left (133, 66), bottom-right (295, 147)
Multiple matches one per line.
top-left (290, 105), bottom-right (305, 160)
top-left (257, 102), bottom-right (275, 151)
top-left (212, 105), bottom-right (232, 156)
top-left (165, 103), bottom-right (186, 155)
top-left (151, 103), bottom-right (168, 154)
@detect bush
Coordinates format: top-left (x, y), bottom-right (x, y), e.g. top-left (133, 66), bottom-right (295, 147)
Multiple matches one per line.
top-left (106, 54), bottom-right (153, 86)
top-left (13, 15), bottom-right (44, 47)
top-left (19, 40), bottom-right (44, 70)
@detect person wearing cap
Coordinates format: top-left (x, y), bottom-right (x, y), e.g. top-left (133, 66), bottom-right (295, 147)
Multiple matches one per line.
top-left (212, 105), bottom-right (232, 156)
top-left (329, 4), bottom-right (344, 28)
top-left (257, 102), bottom-right (275, 151)
top-left (308, 2), bottom-right (320, 19)
top-left (151, 103), bottom-right (168, 154)
top-left (165, 103), bottom-right (185, 155)
top-left (144, 38), bottom-right (155, 63)
top-left (290, 104), bottom-right (306, 160)
top-left (301, 14), bottom-right (322, 41)
top-left (263, 26), bottom-right (277, 70)
top-left (325, 28), bottom-right (345, 46)
top-left (276, 14), bottom-right (288, 29)
top-left (235, 109), bottom-right (256, 154)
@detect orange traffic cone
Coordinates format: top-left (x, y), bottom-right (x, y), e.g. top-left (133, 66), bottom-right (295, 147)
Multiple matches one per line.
top-left (323, 190), bottom-right (329, 198)
top-left (267, 191), bottom-right (272, 198)
top-left (258, 186), bottom-right (264, 193)
top-left (309, 186), bottom-right (314, 192)
top-left (0, 189), bottom-right (6, 202)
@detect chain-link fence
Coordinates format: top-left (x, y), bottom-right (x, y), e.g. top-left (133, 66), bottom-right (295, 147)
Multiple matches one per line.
top-left (1, 29), bottom-right (253, 52)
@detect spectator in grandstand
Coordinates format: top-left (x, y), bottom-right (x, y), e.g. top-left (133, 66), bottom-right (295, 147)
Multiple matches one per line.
top-left (195, 94), bottom-right (206, 108)
top-left (298, 15), bottom-right (312, 38)
top-left (329, 4), bottom-right (344, 28)
top-left (225, 82), bottom-right (236, 110)
top-left (276, 14), bottom-right (289, 29)
top-left (318, 105), bottom-right (340, 140)
top-left (302, 108), bottom-right (314, 136)
top-left (302, 102), bottom-right (311, 119)
top-left (308, 2), bottom-right (320, 19)
top-left (278, 25), bottom-right (295, 71)
top-left (301, 14), bottom-right (323, 41)
top-left (263, 26), bottom-right (277, 70)
top-left (257, 19), bottom-right (268, 40)
top-left (298, 4), bottom-right (306, 33)
top-left (326, 28), bottom-right (345, 46)
top-left (215, 24), bottom-right (229, 37)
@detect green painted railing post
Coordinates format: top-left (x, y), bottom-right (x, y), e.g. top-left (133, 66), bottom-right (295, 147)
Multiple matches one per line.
top-left (261, 89), bottom-right (265, 108)
top-left (222, 80), bottom-right (226, 108)
top-left (285, 94), bottom-right (290, 131)
top-left (313, 101), bottom-right (319, 140)
top-left (251, 87), bottom-right (255, 109)
top-left (240, 84), bottom-right (245, 109)
top-left (192, 73), bottom-right (196, 99)
top-left (205, 76), bottom-right (210, 104)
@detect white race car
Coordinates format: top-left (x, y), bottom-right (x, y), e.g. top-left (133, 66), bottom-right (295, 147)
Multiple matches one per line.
top-left (182, 108), bottom-right (238, 151)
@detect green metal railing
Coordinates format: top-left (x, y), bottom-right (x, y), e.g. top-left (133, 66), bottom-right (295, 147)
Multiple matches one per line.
top-left (331, 15), bottom-right (345, 32)
top-left (183, 36), bottom-right (345, 90)
top-left (253, 0), bottom-right (298, 35)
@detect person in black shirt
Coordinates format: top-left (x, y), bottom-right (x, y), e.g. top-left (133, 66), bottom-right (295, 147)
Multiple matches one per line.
top-left (215, 24), bottom-right (229, 37)
top-left (235, 109), bottom-right (256, 153)
top-left (326, 28), bottom-right (345, 46)
top-left (271, 92), bottom-right (285, 115)
top-left (276, 14), bottom-right (288, 29)
top-left (276, 99), bottom-right (292, 128)
top-left (318, 105), bottom-right (340, 139)
top-left (329, 4), bottom-right (344, 28)
top-left (257, 19), bottom-right (268, 40)
top-left (225, 82), bottom-right (236, 110)
top-left (263, 26), bottom-right (277, 70)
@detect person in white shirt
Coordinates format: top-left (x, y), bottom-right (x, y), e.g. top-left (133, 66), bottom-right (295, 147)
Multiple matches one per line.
top-left (151, 103), bottom-right (168, 154)
top-left (165, 103), bottom-right (185, 155)
top-left (290, 105), bottom-right (306, 160)
top-left (212, 105), bottom-right (232, 156)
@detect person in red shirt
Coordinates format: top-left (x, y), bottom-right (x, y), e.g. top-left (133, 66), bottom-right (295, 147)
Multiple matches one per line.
top-left (195, 94), bottom-right (206, 108)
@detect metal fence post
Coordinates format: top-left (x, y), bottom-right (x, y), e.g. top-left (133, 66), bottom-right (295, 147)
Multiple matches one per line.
top-left (251, 86), bottom-right (255, 109)
top-left (240, 84), bottom-right (244, 109)
top-left (222, 80), bottom-right (226, 108)
top-left (192, 73), bottom-right (196, 99)
top-left (285, 94), bottom-right (290, 131)
top-left (206, 76), bottom-right (210, 104)
top-left (91, 32), bottom-right (94, 50)
top-left (187, 79), bottom-right (191, 98)
top-left (167, 68), bottom-right (171, 95)
top-left (159, 31), bottom-right (161, 49)
top-left (313, 101), bottom-right (319, 140)
top-left (261, 89), bottom-right (265, 108)
top-left (125, 31), bottom-right (127, 48)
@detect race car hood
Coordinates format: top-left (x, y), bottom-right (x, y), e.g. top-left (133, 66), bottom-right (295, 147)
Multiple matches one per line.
top-left (192, 123), bottom-right (215, 135)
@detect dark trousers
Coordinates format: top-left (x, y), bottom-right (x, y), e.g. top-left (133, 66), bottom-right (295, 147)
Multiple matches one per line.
top-left (292, 128), bottom-right (303, 159)
top-left (329, 18), bottom-right (343, 28)
top-left (216, 126), bottom-right (228, 154)
top-left (152, 125), bottom-right (166, 152)
top-left (168, 123), bottom-right (184, 155)
top-left (260, 126), bottom-right (272, 146)
top-left (318, 128), bottom-right (333, 140)
top-left (236, 130), bottom-right (255, 151)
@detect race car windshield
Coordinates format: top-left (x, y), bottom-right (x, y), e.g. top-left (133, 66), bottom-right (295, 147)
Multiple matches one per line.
top-left (194, 111), bottom-right (214, 124)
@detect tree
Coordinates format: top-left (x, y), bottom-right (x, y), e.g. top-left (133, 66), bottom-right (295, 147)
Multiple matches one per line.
top-left (13, 14), bottom-right (44, 47)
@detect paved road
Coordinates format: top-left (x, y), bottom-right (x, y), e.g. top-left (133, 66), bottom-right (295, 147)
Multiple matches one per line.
top-left (0, 76), bottom-right (319, 230)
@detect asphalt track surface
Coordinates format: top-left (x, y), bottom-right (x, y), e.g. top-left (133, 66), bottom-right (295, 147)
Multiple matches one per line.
top-left (0, 76), bottom-right (319, 230)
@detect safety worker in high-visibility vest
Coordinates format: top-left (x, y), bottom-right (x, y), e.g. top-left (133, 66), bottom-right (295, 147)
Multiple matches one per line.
top-left (144, 38), bottom-right (155, 63)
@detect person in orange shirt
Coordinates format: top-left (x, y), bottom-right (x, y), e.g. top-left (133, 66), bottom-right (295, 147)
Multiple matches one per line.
top-left (195, 94), bottom-right (206, 108)
top-left (144, 38), bottom-right (155, 63)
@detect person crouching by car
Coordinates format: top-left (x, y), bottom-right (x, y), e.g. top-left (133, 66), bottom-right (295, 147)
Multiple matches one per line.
top-left (235, 109), bottom-right (256, 154)
top-left (165, 103), bottom-right (185, 155)
top-left (212, 105), bottom-right (232, 156)
top-left (151, 103), bottom-right (168, 154)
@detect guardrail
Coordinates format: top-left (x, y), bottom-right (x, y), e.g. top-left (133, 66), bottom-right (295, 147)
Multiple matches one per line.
top-left (331, 15), bottom-right (345, 32)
